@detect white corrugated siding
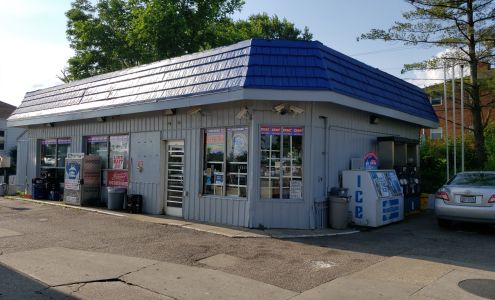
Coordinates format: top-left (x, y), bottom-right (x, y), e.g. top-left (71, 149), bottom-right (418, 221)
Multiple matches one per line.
top-left (19, 100), bottom-right (420, 229)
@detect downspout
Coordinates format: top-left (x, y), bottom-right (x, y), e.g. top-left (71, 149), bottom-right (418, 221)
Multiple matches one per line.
top-left (319, 116), bottom-right (329, 195)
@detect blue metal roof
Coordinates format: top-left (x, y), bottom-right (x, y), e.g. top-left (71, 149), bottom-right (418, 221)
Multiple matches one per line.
top-left (9, 39), bottom-right (437, 124)
top-left (244, 39), bottom-right (437, 122)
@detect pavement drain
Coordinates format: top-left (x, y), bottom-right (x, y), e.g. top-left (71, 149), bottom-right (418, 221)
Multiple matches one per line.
top-left (458, 279), bottom-right (495, 300)
top-left (308, 260), bottom-right (337, 270)
top-left (39, 218), bottom-right (48, 222)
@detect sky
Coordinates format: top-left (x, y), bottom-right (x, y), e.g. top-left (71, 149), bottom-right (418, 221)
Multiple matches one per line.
top-left (0, 0), bottom-right (448, 107)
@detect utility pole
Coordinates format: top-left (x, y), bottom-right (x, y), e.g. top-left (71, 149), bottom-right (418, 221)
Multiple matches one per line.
top-left (443, 62), bottom-right (449, 179)
top-left (452, 64), bottom-right (456, 175)
top-left (460, 65), bottom-right (465, 172)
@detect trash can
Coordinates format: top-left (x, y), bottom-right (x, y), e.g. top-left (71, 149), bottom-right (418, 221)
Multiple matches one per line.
top-left (0, 183), bottom-right (6, 196)
top-left (107, 187), bottom-right (127, 210)
top-left (127, 194), bottom-right (143, 214)
top-left (329, 187), bottom-right (350, 229)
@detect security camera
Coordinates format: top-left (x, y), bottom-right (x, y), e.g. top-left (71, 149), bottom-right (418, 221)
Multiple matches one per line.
top-left (289, 105), bottom-right (304, 114)
top-left (236, 107), bottom-right (250, 119)
top-left (273, 104), bottom-right (288, 115)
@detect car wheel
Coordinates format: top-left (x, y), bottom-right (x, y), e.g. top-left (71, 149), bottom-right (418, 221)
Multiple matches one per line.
top-left (437, 218), bottom-right (452, 228)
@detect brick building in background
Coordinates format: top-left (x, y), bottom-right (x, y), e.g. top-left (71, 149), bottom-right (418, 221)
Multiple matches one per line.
top-left (423, 63), bottom-right (495, 142)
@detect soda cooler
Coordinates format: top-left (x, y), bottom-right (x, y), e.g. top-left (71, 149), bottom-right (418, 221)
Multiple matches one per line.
top-left (64, 153), bottom-right (101, 206)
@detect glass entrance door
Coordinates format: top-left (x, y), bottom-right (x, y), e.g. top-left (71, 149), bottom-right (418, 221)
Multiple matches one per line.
top-left (165, 140), bottom-right (184, 217)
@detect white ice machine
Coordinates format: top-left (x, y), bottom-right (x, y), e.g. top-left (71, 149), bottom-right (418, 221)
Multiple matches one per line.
top-left (342, 170), bottom-right (404, 227)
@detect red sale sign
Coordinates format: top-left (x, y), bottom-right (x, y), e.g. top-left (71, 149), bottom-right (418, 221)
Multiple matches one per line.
top-left (112, 155), bottom-right (125, 169)
top-left (107, 170), bottom-right (128, 187)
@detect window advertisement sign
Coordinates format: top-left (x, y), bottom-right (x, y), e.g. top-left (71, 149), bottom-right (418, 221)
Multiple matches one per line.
top-left (107, 170), bottom-right (128, 187)
top-left (260, 126), bottom-right (281, 136)
top-left (64, 161), bottom-right (81, 190)
top-left (283, 127), bottom-right (304, 136)
top-left (206, 129), bottom-right (225, 154)
top-left (112, 155), bottom-right (125, 169)
top-left (228, 127), bottom-right (248, 157)
top-left (58, 138), bottom-right (72, 145)
top-left (88, 136), bottom-right (109, 143)
top-left (41, 139), bottom-right (57, 145)
top-left (289, 180), bottom-right (302, 199)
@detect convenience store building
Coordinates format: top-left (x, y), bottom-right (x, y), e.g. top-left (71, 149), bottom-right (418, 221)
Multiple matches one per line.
top-left (9, 39), bottom-right (438, 229)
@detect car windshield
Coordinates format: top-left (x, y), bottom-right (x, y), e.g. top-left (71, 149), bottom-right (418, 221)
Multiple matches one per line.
top-left (448, 173), bottom-right (495, 186)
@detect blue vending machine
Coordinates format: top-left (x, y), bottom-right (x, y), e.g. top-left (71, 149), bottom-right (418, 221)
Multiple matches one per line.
top-left (342, 170), bottom-right (404, 227)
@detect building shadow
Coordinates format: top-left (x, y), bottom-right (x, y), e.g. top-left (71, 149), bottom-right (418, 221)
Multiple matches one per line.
top-left (285, 211), bottom-right (495, 273)
top-left (0, 264), bottom-right (74, 299)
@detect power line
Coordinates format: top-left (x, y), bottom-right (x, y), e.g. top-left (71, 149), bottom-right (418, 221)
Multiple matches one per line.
top-left (349, 46), bottom-right (418, 57)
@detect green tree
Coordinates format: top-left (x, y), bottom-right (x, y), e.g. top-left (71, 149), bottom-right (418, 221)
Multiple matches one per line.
top-left (211, 13), bottom-right (312, 46)
top-left (359, 0), bottom-right (495, 168)
top-left (64, 1), bottom-right (312, 81)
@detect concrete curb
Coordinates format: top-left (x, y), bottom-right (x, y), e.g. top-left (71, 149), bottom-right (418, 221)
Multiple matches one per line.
top-left (270, 230), bottom-right (360, 239)
top-left (6, 196), bottom-right (125, 217)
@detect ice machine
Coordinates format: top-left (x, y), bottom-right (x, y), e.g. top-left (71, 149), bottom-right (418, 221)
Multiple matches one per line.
top-left (64, 153), bottom-right (101, 206)
top-left (342, 170), bottom-right (404, 227)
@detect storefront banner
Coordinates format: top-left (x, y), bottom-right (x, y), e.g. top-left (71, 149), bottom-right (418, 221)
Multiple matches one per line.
top-left (283, 127), bottom-right (304, 136)
top-left (261, 126), bottom-right (303, 136)
top-left (107, 170), bottom-right (128, 187)
top-left (260, 126), bottom-right (281, 135)
top-left (206, 129), bottom-right (225, 154)
top-left (58, 138), bottom-right (72, 145)
top-left (87, 136), bottom-right (108, 143)
top-left (64, 161), bottom-right (81, 190)
top-left (110, 135), bottom-right (129, 142)
top-left (112, 155), bottom-right (125, 169)
top-left (41, 139), bottom-right (57, 145)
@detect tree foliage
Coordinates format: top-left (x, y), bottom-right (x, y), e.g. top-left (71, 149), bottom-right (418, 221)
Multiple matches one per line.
top-left (360, 0), bottom-right (495, 168)
top-left (64, 0), bottom-right (312, 81)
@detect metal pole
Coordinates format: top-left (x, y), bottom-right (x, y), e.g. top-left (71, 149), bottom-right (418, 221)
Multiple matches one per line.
top-left (460, 65), bottom-right (465, 172)
top-left (443, 62), bottom-right (449, 179)
top-left (452, 64), bottom-right (456, 175)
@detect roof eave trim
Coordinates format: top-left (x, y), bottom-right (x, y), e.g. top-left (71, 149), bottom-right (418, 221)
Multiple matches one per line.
top-left (7, 88), bottom-right (438, 128)
top-left (242, 89), bottom-right (438, 128)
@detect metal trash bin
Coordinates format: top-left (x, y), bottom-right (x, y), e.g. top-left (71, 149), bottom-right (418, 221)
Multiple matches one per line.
top-left (329, 187), bottom-right (350, 229)
top-left (107, 187), bottom-right (127, 210)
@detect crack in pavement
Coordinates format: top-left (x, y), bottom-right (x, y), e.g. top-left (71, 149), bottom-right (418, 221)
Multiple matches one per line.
top-left (118, 261), bottom-right (161, 279)
top-left (117, 261), bottom-right (180, 299)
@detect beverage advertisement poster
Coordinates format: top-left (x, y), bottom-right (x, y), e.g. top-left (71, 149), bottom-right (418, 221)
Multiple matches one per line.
top-left (107, 170), bottom-right (128, 187)
top-left (65, 161), bottom-right (81, 190)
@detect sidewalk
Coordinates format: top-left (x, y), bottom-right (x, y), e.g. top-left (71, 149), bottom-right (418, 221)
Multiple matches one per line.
top-left (5, 196), bottom-right (358, 239)
top-left (1, 247), bottom-right (493, 299)
top-left (294, 256), bottom-right (495, 299)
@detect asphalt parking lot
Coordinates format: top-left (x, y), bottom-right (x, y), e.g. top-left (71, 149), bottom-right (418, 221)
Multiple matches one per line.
top-left (1, 197), bottom-right (494, 298)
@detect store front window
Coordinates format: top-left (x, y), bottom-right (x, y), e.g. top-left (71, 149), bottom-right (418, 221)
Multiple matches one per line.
top-left (86, 135), bottom-right (129, 187)
top-left (260, 126), bottom-right (303, 199)
top-left (203, 127), bottom-right (248, 197)
top-left (40, 138), bottom-right (72, 183)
